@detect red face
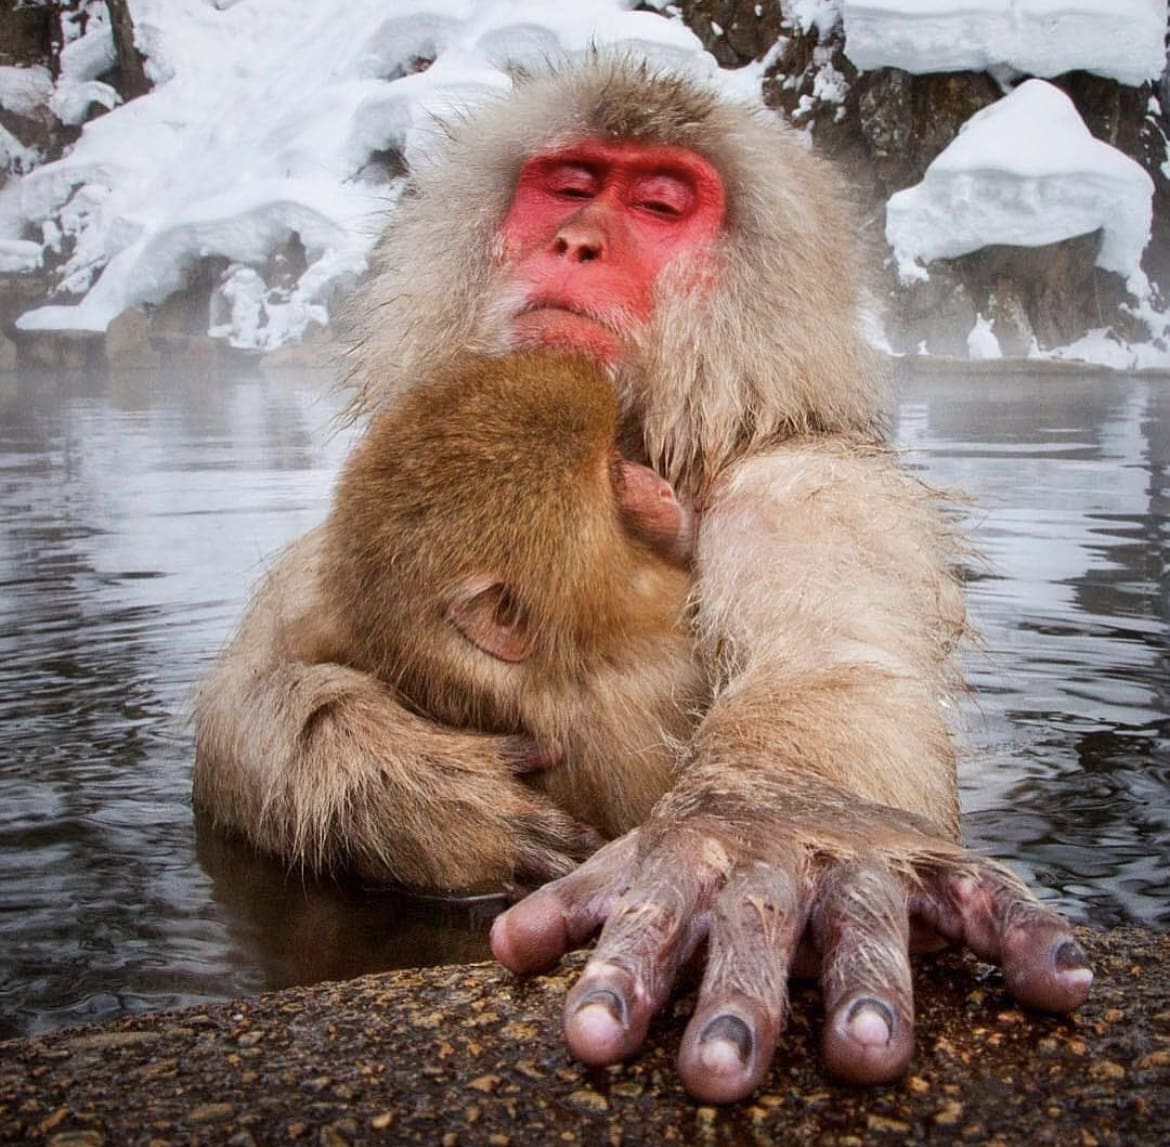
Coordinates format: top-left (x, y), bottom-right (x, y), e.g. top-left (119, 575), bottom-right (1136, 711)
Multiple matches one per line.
top-left (498, 141), bottom-right (726, 361)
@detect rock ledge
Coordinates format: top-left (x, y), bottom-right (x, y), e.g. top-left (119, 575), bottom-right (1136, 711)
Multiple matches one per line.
top-left (1, 927), bottom-right (1167, 1145)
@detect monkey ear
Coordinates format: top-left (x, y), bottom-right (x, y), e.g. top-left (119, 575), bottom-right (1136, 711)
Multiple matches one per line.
top-left (446, 577), bottom-right (534, 663)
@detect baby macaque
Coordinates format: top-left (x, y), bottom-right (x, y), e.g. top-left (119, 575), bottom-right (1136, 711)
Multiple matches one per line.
top-left (318, 350), bottom-right (705, 839)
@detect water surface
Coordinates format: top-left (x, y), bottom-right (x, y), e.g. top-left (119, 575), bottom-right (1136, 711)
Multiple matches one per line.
top-left (0, 362), bottom-right (1166, 1040)
top-left (896, 365), bottom-right (1169, 929)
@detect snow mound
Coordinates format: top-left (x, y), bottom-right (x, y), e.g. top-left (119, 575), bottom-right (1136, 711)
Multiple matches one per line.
top-left (967, 313), bottom-right (1003, 360)
top-left (787, 1), bottom-right (844, 39)
top-left (1, 0), bottom-right (723, 349)
top-left (843, 0), bottom-right (1167, 88)
top-left (886, 80), bottom-right (1154, 297)
top-left (0, 65), bottom-right (55, 118)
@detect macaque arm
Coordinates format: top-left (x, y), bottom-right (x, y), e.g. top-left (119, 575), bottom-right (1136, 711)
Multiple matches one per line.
top-left (492, 441), bottom-right (1091, 1100)
top-left (193, 529), bottom-right (598, 891)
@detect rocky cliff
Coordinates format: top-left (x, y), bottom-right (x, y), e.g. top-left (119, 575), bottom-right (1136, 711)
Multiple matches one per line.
top-left (685, 1), bottom-right (1170, 362)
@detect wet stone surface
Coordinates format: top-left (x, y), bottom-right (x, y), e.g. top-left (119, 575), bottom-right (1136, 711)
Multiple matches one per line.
top-left (1, 927), bottom-right (1167, 1146)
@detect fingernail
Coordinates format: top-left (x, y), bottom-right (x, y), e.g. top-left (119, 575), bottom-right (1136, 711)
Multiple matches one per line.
top-left (1054, 940), bottom-right (1089, 973)
top-left (1054, 940), bottom-right (1093, 985)
top-left (575, 988), bottom-right (627, 1027)
top-left (845, 997), bottom-right (894, 1047)
top-left (701, 1015), bottom-right (753, 1060)
top-left (699, 1014), bottom-right (753, 1072)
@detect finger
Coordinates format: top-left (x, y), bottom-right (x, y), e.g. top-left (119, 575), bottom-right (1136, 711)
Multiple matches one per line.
top-left (814, 861), bottom-right (915, 1085)
top-left (563, 834), bottom-right (724, 1067)
top-left (916, 858), bottom-right (1092, 1012)
top-left (512, 814), bottom-right (605, 887)
top-left (491, 832), bottom-right (639, 974)
top-left (677, 859), bottom-right (805, 1104)
top-left (503, 736), bottom-right (564, 774)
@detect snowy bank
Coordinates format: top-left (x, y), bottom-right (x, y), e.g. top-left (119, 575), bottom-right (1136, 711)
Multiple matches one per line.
top-left (843, 0), bottom-right (1167, 88)
top-left (886, 80), bottom-right (1154, 298)
top-left (0, 0), bottom-right (1166, 369)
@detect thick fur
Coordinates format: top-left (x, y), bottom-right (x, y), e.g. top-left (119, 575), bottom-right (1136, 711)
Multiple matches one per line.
top-left (194, 57), bottom-right (965, 893)
top-left (342, 59), bottom-right (883, 500)
top-left (320, 351), bottom-right (706, 838)
top-left (691, 440), bottom-right (964, 833)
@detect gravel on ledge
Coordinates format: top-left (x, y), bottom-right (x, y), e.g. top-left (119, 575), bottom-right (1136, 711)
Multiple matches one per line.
top-left (1, 926), bottom-right (1167, 1146)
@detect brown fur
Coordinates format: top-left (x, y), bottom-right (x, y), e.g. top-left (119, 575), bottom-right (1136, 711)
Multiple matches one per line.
top-left (193, 57), bottom-right (965, 896)
top-left (320, 351), bottom-right (706, 835)
top-left (193, 348), bottom-right (707, 891)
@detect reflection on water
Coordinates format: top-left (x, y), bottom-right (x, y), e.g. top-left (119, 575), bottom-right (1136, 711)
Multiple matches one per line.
top-left (195, 813), bottom-right (502, 990)
top-left (0, 365), bottom-right (360, 1039)
top-left (0, 362), bottom-right (1166, 1041)
top-left (895, 366), bottom-right (1170, 930)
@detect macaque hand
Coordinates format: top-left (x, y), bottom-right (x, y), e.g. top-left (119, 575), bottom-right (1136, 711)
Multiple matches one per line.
top-left (332, 718), bottom-right (601, 893)
top-left (458, 734), bottom-right (606, 892)
top-left (490, 769), bottom-right (1092, 1103)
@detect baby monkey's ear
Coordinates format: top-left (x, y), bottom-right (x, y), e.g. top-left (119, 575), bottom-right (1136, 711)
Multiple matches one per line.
top-left (446, 576), bottom-right (533, 663)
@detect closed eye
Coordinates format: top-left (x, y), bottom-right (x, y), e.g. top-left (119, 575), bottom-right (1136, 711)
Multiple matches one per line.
top-left (635, 199), bottom-right (683, 217)
top-left (630, 174), bottom-right (694, 219)
top-left (544, 163), bottom-right (598, 200)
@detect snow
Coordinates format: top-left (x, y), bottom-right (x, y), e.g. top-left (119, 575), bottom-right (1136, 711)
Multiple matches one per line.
top-left (843, 1), bottom-right (1168, 88)
top-left (1037, 325), bottom-right (1170, 371)
top-left (53, 3), bottom-right (121, 125)
top-left (0, 240), bottom-right (42, 274)
top-left (0, 0), bottom-right (1165, 366)
top-left (0, 65), bottom-right (54, 118)
top-left (887, 80), bottom-right (1155, 298)
top-left (0, 0), bottom-right (728, 349)
top-left (787, 1), bottom-right (844, 39)
top-left (967, 313), bottom-right (1003, 360)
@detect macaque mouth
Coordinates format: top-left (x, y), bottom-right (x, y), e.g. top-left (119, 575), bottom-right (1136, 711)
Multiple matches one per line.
top-left (520, 300), bottom-right (617, 330)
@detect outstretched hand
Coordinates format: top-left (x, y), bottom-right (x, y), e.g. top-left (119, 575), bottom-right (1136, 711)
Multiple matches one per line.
top-left (490, 768), bottom-right (1092, 1103)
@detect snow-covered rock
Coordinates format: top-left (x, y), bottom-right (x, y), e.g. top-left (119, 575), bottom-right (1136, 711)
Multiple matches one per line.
top-left (786, 1), bottom-right (844, 39)
top-left (843, 0), bottom-right (1167, 88)
top-left (0, 65), bottom-right (54, 118)
top-left (0, 0), bottom-right (1166, 367)
top-left (886, 80), bottom-right (1154, 297)
top-left (52, 2), bottom-right (121, 125)
top-left (0, 239), bottom-right (43, 274)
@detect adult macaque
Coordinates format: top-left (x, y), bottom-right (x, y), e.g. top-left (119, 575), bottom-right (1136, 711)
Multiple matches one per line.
top-left (194, 58), bottom-right (1091, 1103)
top-left (320, 350), bottom-right (703, 845)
